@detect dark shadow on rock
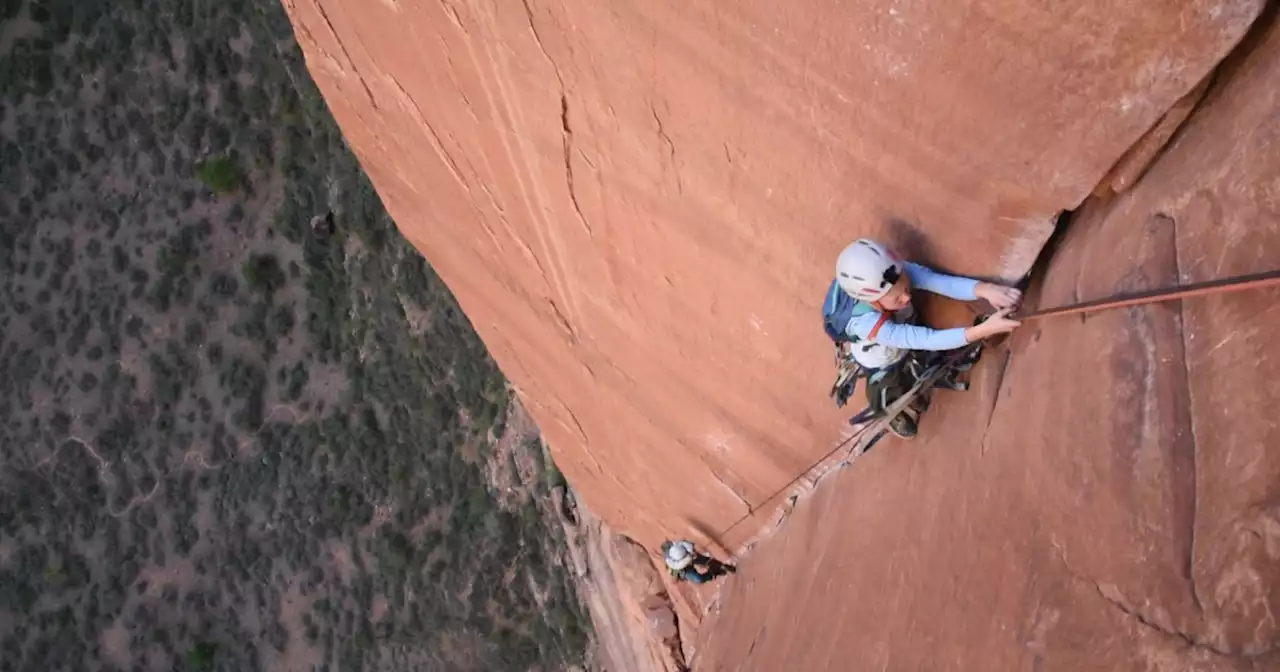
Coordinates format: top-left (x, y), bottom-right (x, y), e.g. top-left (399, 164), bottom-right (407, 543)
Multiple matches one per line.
top-left (882, 215), bottom-right (937, 267)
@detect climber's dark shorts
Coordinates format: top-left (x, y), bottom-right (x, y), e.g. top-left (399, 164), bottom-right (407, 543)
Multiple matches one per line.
top-left (680, 567), bottom-right (714, 584)
top-left (675, 554), bottom-right (735, 584)
top-left (864, 351), bottom-right (929, 415)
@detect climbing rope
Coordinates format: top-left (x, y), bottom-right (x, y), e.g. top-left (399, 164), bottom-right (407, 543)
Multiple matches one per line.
top-left (707, 268), bottom-right (1280, 551)
top-left (1015, 268), bottom-right (1280, 321)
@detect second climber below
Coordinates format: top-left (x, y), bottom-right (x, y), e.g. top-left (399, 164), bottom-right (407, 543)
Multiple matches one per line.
top-left (822, 238), bottom-right (1023, 438)
top-left (661, 539), bottom-right (736, 585)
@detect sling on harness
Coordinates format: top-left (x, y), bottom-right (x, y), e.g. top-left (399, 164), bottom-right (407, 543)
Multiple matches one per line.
top-left (823, 279), bottom-right (893, 407)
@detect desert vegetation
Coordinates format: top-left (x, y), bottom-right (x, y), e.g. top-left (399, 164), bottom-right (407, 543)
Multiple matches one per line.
top-left (0, 0), bottom-right (589, 670)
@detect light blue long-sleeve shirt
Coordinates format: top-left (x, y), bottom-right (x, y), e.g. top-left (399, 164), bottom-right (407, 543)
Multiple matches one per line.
top-left (844, 263), bottom-right (978, 351)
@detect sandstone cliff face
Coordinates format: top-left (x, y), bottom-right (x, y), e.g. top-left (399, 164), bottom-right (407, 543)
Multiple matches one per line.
top-left (692, 14), bottom-right (1280, 669)
top-left (281, 0), bottom-right (1261, 553)
top-left (280, 0), bottom-right (1280, 664)
top-left (560, 507), bottom-right (689, 672)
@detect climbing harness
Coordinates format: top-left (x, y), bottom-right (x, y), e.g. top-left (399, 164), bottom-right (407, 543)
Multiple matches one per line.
top-left (851, 342), bottom-right (984, 452)
top-left (712, 267), bottom-right (1280, 550)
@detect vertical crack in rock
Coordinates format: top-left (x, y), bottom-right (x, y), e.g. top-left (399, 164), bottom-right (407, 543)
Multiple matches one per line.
top-left (718, 475), bottom-right (754, 517)
top-left (1166, 212), bottom-right (1207, 618)
top-left (650, 102), bottom-right (682, 194)
top-left (387, 74), bottom-right (471, 197)
top-left (978, 348), bottom-right (1014, 456)
top-left (519, 0), bottom-right (561, 88)
top-left (547, 296), bottom-right (576, 339)
top-left (1091, 582), bottom-right (1252, 658)
top-left (559, 95), bottom-right (593, 236)
top-left (520, 0), bottom-right (593, 237)
top-left (646, 22), bottom-right (681, 195)
top-left (704, 460), bottom-right (754, 518)
top-left (1057, 543), bottom-right (1243, 658)
top-left (1095, 583), bottom-right (1198, 649)
top-left (558, 402), bottom-right (648, 515)
top-left (560, 403), bottom-right (592, 450)
top-left (436, 0), bottom-right (468, 35)
top-left (660, 586), bottom-right (694, 672)
top-left (313, 1), bottom-right (380, 109)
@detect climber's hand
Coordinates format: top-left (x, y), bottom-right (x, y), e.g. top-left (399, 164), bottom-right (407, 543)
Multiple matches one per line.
top-left (965, 307), bottom-right (1021, 342)
top-left (976, 282), bottom-right (1022, 310)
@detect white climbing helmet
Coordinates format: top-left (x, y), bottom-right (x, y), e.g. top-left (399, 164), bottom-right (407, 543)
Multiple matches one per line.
top-left (664, 540), bottom-right (694, 570)
top-left (835, 238), bottom-right (905, 302)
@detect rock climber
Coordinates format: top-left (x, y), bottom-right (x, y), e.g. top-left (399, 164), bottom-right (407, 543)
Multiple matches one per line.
top-left (822, 238), bottom-right (1023, 438)
top-left (661, 539), bottom-right (736, 585)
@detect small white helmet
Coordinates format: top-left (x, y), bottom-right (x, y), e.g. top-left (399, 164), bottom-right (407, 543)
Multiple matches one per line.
top-left (664, 540), bottom-right (693, 570)
top-left (835, 239), bottom-right (904, 302)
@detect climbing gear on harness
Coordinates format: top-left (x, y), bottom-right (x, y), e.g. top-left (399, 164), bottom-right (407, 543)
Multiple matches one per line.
top-left (846, 338), bottom-right (983, 442)
top-left (862, 351), bottom-right (940, 439)
top-left (824, 290), bottom-right (896, 408)
top-left (858, 341), bottom-right (985, 450)
top-left (824, 277), bottom-right (918, 408)
top-left (710, 339), bottom-right (986, 545)
top-left (829, 343), bottom-right (866, 408)
top-left (835, 239), bottom-right (904, 302)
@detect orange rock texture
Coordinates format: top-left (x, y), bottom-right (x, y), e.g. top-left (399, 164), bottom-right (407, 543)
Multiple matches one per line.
top-left (693, 14), bottom-right (1280, 670)
top-left (282, 0), bottom-right (1280, 666)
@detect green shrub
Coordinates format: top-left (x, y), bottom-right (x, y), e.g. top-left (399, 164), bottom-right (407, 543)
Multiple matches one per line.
top-left (241, 253), bottom-right (286, 295)
top-left (196, 157), bottom-right (243, 194)
top-left (545, 459), bottom-right (567, 491)
top-left (187, 642), bottom-right (216, 671)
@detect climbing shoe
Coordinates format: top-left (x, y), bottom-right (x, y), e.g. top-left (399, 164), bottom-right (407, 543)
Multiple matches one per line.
top-left (709, 560), bottom-right (737, 576)
top-left (912, 391), bottom-right (932, 414)
top-left (888, 408), bottom-right (919, 439)
top-left (934, 370), bottom-right (970, 391)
